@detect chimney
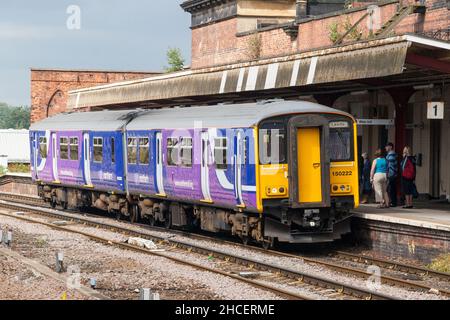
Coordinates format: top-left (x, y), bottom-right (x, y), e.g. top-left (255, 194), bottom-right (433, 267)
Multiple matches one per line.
top-left (296, 0), bottom-right (308, 20)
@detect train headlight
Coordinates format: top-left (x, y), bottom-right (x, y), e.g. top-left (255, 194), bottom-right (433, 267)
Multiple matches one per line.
top-left (266, 186), bottom-right (287, 196)
top-left (332, 184), bottom-right (352, 194)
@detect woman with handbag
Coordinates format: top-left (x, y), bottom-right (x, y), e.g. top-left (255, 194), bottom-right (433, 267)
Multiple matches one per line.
top-left (400, 146), bottom-right (416, 209)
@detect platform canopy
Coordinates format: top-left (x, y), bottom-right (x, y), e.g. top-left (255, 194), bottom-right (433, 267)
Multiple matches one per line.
top-left (67, 34), bottom-right (450, 110)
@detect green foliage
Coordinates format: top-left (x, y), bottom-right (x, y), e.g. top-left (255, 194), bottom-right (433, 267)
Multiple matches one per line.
top-left (428, 254), bottom-right (450, 273)
top-left (0, 166), bottom-right (6, 176)
top-left (343, 17), bottom-right (362, 41)
top-left (247, 32), bottom-right (262, 60)
top-left (8, 163), bottom-right (30, 173)
top-left (328, 17), bottom-right (362, 44)
top-left (0, 103), bottom-right (31, 129)
top-left (329, 22), bottom-right (340, 43)
top-left (164, 48), bottom-right (185, 73)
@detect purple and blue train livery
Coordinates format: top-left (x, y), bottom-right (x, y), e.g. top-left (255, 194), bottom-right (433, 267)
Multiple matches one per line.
top-left (30, 100), bottom-right (359, 246)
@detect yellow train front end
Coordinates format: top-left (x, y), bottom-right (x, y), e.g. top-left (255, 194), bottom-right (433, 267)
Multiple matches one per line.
top-left (256, 112), bottom-right (359, 244)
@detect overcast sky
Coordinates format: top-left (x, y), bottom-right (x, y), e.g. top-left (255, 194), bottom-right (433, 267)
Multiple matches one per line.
top-left (0, 1), bottom-right (191, 106)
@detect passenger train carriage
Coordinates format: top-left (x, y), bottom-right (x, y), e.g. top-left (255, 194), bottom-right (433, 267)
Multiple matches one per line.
top-left (30, 100), bottom-right (359, 247)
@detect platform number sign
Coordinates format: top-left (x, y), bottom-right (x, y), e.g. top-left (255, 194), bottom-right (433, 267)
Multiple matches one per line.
top-left (427, 102), bottom-right (444, 119)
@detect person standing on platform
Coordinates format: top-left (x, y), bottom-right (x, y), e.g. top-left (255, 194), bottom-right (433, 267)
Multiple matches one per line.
top-left (361, 152), bottom-right (372, 204)
top-left (401, 146), bottom-right (417, 209)
top-left (385, 142), bottom-right (398, 207)
top-left (370, 149), bottom-right (390, 209)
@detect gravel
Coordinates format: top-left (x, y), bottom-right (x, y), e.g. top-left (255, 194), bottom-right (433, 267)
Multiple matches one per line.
top-left (0, 212), bottom-right (282, 300)
top-left (0, 251), bottom-right (88, 300)
top-left (47, 211), bottom-right (448, 300)
top-left (3, 206), bottom-right (448, 300)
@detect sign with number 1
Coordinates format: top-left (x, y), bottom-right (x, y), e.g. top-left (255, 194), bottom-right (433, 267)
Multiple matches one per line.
top-left (427, 102), bottom-right (444, 119)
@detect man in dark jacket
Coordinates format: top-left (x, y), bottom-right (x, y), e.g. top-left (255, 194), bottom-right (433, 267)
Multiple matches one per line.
top-left (385, 142), bottom-right (398, 207)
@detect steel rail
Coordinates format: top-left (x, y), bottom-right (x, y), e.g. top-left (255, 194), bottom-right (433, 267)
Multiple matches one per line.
top-left (0, 210), bottom-right (309, 301)
top-left (0, 199), bottom-right (396, 300)
top-left (1, 193), bottom-right (449, 297)
top-left (1, 192), bottom-right (449, 295)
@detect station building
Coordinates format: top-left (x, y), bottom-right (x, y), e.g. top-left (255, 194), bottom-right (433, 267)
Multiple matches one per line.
top-left (31, 0), bottom-right (450, 200)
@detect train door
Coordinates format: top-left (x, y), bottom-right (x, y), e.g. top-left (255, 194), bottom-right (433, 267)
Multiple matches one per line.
top-left (51, 132), bottom-right (59, 182)
top-left (234, 131), bottom-right (245, 207)
top-left (297, 128), bottom-right (322, 203)
top-left (83, 133), bottom-right (92, 186)
top-left (200, 131), bottom-right (212, 202)
top-left (32, 133), bottom-right (38, 179)
top-left (155, 132), bottom-right (166, 196)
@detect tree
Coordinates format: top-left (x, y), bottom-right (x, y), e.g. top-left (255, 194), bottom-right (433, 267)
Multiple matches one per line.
top-left (164, 48), bottom-right (185, 73)
top-left (0, 103), bottom-right (31, 129)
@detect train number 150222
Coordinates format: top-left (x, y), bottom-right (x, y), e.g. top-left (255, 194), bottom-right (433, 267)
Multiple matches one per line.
top-left (332, 171), bottom-right (353, 176)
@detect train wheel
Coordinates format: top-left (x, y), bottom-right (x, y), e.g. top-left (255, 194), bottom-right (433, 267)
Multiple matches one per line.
top-left (241, 236), bottom-right (250, 246)
top-left (148, 215), bottom-right (155, 227)
top-left (130, 205), bottom-right (139, 224)
top-left (164, 212), bottom-right (172, 229)
top-left (50, 197), bottom-right (57, 209)
top-left (115, 211), bottom-right (121, 221)
top-left (261, 237), bottom-right (274, 250)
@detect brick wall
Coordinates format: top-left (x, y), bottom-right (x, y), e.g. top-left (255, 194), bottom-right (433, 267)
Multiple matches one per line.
top-left (191, 19), bottom-right (297, 68)
top-left (190, 0), bottom-right (450, 69)
top-left (30, 69), bottom-right (159, 123)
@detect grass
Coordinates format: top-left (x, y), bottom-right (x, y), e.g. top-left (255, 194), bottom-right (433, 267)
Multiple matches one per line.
top-left (0, 165), bottom-right (6, 176)
top-left (428, 254), bottom-right (450, 273)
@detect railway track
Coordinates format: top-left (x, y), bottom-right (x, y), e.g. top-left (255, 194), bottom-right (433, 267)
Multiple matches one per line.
top-left (1, 192), bottom-right (449, 299)
top-left (0, 197), bottom-right (397, 300)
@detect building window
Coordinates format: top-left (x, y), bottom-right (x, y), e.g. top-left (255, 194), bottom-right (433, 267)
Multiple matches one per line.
top-left (70, 137), bottom-right (79, 161)
top-left (214, 138), bottom-right (227, 170)
top-left (111, 138), bottom-right (115, 164)
top-left (39, 137), bottom-right (47, 159)
top-left (127, 138), bottom-right (138, 164)
top-left (139, 138), bottom-right (150, 165)
top-left (60, 137), bottom-right (69, 160)
top-left (93, 137), bottom-right (103, 163)
top-left (167, 138), bottom-right (179, 166)
top-left (180, 137), bottom-right (193, 167)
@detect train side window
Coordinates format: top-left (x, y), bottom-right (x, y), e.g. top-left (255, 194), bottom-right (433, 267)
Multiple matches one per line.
top-left (93, 137), bottom-right (103, 163)
top-left (39, 137), bottom-right (47, 159)
top-left (259, 126), bottom-right (286, 165)
top-left (180, 137), bottom-right (192, 167)
top-left (127, 138), bottom-right (138, 164)
top-left (60, 137), bottom-right (69, 160)
top-left (243, 137), bottom-right (248, 164)
top-left (167, 138), bottom-right (179, 166)
top-left (214, 138), bottom-right (227, 170)
top-left (111, 138), bottom-right (115, 164)
top-left (70, 137), bottom-right (79, 161)
top-left (139, 138), bottom-right (150, 165)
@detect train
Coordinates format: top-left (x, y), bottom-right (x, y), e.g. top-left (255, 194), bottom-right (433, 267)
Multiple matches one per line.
top-left (29, 100), bottom-right (359, 247)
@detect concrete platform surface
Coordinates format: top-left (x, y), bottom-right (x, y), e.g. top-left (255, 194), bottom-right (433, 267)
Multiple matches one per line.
top-left (354, 204), bottom-right (450, 232)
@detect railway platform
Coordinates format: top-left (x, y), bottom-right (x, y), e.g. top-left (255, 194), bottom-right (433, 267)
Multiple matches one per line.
top-left (352, 203), bottom-right (450, 264)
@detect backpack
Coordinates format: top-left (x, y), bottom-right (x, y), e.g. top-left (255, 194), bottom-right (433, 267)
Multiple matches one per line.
top-left (386, 152), bottom-right (398, 178)
top-left (402, 157), bottom-right (416, 180)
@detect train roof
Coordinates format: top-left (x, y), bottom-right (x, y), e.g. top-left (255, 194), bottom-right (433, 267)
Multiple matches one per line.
top-left (30, 100), bottom-right (353, 132)
top-left (126, 100), bottom-right (353, 130)
top-left (29, 110), bottom-right (142, 131)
